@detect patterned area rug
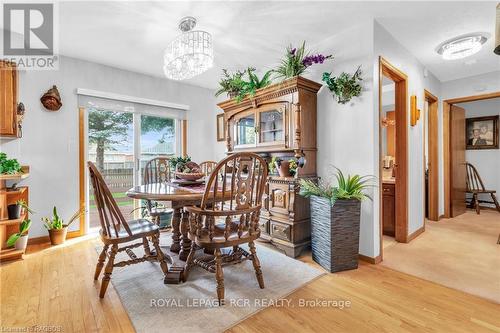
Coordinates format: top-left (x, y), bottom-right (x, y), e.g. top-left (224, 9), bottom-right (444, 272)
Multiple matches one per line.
top-left (104, 237), bottom-right (324, 333)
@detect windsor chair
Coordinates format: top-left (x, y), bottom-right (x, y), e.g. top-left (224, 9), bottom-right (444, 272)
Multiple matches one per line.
top-left (465, 162), bottom-right (500, 214)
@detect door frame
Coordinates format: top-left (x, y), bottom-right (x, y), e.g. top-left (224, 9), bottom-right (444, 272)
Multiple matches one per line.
top-left (424, 90), bottom-right (439, 221)
top-left (442, 91), bottom-right (500, 217)
top-left (378, 56), bottom-right (409, 260)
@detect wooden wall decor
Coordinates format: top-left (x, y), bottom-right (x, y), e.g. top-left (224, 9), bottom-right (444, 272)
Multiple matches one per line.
top-left (218, 76), bottom-right (321, 257)
top-left (41, 85), bottom-right (62, 111)
top-left (410, 95), bottom-right (421, 126)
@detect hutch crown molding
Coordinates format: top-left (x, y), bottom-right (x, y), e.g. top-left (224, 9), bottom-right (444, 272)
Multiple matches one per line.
top-left (218, 76), bottom-right (321, 257)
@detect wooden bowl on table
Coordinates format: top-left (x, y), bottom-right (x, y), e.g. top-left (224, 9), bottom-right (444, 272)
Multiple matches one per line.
top-left (174, 171), bottom-right (205, 181)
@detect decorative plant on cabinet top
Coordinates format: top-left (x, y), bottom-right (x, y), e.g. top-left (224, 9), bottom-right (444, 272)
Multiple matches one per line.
top-left (274, 41), bottom-right (332, 80)
top-left (322, 66), bottom-right (363, 104)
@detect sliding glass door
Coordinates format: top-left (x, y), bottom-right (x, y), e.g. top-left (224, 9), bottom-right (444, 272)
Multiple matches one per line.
top-left (86, 108), bottom-right (177, 230)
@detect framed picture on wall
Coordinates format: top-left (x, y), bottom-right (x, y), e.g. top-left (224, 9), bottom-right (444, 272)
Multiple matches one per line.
top-left (216, 113), bottom-right (225, 142)
top-left (466, 115), bottom-right (499, 150)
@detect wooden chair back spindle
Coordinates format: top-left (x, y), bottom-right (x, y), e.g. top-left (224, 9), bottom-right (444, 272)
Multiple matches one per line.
top-left (466, 162), bottom-right (485, 192)
top-left (199, 161), bottom-right (218, 177)
top-left (143, 157), bottom-right (171, 185)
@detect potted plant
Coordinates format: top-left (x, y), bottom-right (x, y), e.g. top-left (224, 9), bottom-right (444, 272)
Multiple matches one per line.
top-left (42, 207), bottom-right (81, 245)
top-left (7, 199), bottom-right (34, 220)
top-left (274, 158), bottom-right (299, 177)
top-left (0, 152), bottom-right (22, 175)
top-left (322, 66), bottom-right (363, 104)
top-left (7, 219), bottom-right (31, 251)
top-left (299, 168), bottom-right (375, 272)
top-left (274, 41), bottom-right (332, 80)
top-left (236, 67), bottom-right (273, 102)
top-left (215, 69), bottom-right (246, 99)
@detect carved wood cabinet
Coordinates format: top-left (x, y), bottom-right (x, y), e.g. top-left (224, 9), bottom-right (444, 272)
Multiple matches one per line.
top-left (218, 76), bottom-right (321, 257)
top-left (0, 61), bottom-right (19, 138)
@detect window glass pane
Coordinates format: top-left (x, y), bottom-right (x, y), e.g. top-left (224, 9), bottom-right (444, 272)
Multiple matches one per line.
top-left (259, 109), bottom-right (283, 143)
top-left (87, 108), bottom-right (134, 229)
top-left (140, 115), bottom-right (176, 183)
top-left (236, 115), bottom-right (255, 145)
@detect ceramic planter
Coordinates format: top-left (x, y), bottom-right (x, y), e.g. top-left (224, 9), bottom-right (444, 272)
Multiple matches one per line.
top-left (48, 227), bottom-right (68, 245)
top-left (310, 196), bottom-right (361, 273)
top-left (276, 161), bottom-right (291, 177)
top-left (15, 234), bottom-right (29, 251)
top-left (7, 204), bottom-right (21, 219)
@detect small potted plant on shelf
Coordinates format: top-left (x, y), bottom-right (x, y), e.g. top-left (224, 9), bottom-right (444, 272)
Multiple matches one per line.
top-left (274, 158), bottom-right (299, 177)
top-left (0, 152), bottom-right (22, 175)
top-left (274, 41), bottom-right (333, 80)
top-left (7, 199), bottom-right (34, 220)
top-left (7, 219), bottom-right (31, 251)
top-left (299, 167), bottom-right (375, 273)
top-left (42, 207), bottom-right (81, 245)
top-left (322, 66), bottom-right (363, 104)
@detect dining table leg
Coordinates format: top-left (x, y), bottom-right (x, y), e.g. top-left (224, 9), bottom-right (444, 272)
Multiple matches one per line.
top-left (178, 208), bottom-right (192, 261)
top-left (170, 207), bottom-right (182, 253)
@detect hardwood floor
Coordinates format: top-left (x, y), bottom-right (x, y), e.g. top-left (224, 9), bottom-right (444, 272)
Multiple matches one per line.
top-left (1, 236), bottom-right (499, 333)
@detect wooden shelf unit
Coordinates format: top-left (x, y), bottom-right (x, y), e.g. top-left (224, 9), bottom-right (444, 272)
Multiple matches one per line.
top-left (0, 166), bottom-right (30, 262)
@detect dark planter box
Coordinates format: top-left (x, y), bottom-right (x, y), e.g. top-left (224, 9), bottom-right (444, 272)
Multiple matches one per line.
top-left (310, 196), bottom-right (361, 273)
top-left (7, 204), bottom-right (22, 220)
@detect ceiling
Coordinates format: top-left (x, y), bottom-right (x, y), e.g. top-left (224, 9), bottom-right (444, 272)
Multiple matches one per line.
top-left (53, 1), bottom-right (499, 89)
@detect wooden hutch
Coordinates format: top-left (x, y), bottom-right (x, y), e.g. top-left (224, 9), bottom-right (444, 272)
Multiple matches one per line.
top-left (217, 76), bottom-right (321, 257)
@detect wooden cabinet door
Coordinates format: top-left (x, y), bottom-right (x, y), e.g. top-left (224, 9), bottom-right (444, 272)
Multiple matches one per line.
top-left (0, 61), bottom-right (18, 137)
top-left (256, 103), bottom-right (288, 149)
top-left (269, 183), bottom-right (290, 216)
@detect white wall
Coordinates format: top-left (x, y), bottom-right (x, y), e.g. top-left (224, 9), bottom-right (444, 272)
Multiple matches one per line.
top-left (373, 21), bottom-right (442, 253)
top-left (0, 56), bottom-right (217, 238)
top-left (441, 71), bottom-right (500, 100)
top-left (457, 98), bottom-right (500, 207)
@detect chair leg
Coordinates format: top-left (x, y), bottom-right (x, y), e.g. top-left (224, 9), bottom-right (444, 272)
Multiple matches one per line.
top-left (491, 193), bottom-right (500, 213)
top-left (94, 244), bottom-right (109, 280)
top-left (474, 194), bottom-right (480, 214)
top-left (100, 244), bottom-right (117, 298)
top-left (249, 241), bottom-right (264, 289)
top-left (142, 237), bottom-right (152, 256)
top-left (151, 232), bottom-right (169, 275)
top-left (214, 248), bottom-right (224, 305)
top-left (183, 242), bottom-right (197, 282)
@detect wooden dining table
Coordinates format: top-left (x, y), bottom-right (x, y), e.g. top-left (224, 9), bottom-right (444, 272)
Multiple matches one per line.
top-left (126, 181), bottom-right (213, 283)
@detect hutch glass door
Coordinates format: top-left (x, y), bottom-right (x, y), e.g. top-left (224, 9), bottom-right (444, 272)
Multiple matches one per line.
top-left (257, 104), bottom-right (286, 147)
top-left (235, 112), bottom-right (256, 147)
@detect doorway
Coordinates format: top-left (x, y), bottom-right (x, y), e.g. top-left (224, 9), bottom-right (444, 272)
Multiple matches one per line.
top-left (424, 90), bottom-right (439, 221)
top-left (443, 92), bottom-right (500, 217)
top-left (378, 57), bottom-right (409, 259)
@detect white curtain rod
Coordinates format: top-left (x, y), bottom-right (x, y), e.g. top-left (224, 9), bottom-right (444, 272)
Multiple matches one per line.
top-left (76, 88), bottom-right (190, 111)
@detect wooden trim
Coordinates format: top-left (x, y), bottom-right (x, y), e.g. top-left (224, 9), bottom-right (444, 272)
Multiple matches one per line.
top-left (181, 119), bottom-right (187, 157)
top-left (78, 107), bottom-right (86, 237)
top-left (444, 91), bottom-right (500, 105)
top-left (407, 225), bottom-right (425, 242)
top-left (442, 91), bottom-right (500, 218)
top-left (424, 90), bottom-right (439, 221)
top-left (358, 254), bottom-right (382, 264)
top-left (27, 235), bottom-right (49, 245)
top-left (378, 56), bottom-right (409, 256)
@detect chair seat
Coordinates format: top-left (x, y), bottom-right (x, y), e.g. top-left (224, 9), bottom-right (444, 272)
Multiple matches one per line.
top-left (100, 218), bottom-right (159, 242)
top-left (190, 220), bottom-right (259, 247)
top-left (467, 189), bottom-right (496, 194)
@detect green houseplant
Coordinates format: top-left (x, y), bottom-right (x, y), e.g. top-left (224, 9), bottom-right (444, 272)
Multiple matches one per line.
top-left (0, 152), bottom-right (22, 175)
top-left (42, 207), bottom-right (81, 245)
top-left (215, 69), bottom-right (246, 99)
top-left (299, 168), bottom-right (375, 273)
top-left (7, 199), bottom-right (34, 220)
top-left (7, 219), bottom-right (31, 251)
top-left (322, 66), bottom-right (363, 104)
top-left (236, 67), bottom-right (273, 102)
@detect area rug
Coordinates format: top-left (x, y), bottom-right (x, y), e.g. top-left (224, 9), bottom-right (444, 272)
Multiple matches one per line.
top-left (104, 237), bottom-right (324, 333)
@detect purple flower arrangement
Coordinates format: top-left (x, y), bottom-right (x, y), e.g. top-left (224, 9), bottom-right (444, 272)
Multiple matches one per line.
top-left (302, 54), bottom-right (332, 68)
top-left (275, 41), bottom-right (333, 80)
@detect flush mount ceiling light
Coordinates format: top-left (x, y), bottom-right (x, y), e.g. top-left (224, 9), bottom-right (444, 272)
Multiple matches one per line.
top-left (163, 16), bottom-right (213, 80)
top-left (436, 34), bottom-right (488, 60)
